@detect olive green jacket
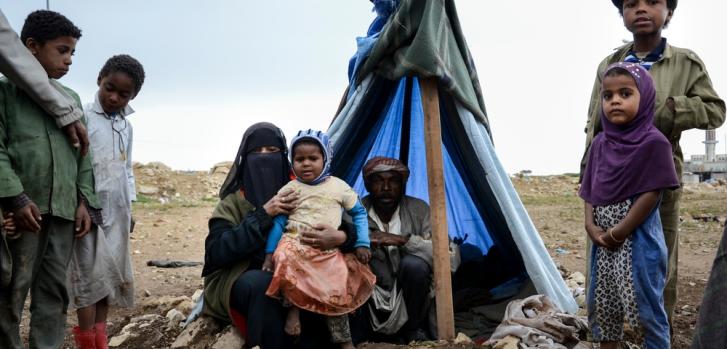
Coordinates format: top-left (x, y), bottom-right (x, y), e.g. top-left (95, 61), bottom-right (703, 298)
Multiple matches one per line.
top-left (0, 78), bottom-right (98, 222)
top-left (582, 43), bottom-right (726, 181)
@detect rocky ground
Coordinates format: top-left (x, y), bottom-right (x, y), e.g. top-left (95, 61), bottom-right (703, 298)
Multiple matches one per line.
top-left (46, 164), bottom-right (725, 348)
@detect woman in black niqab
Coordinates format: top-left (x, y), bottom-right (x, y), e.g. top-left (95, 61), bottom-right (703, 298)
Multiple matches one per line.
top-left (218, 122), bottom-right (291, 207)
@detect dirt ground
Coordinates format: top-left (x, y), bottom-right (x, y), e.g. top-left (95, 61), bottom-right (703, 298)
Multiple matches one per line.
top-left (51, 166), bottom-right (725, 348)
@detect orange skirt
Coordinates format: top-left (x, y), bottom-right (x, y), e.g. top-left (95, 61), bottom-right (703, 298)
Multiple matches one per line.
top-left (265, 235), bottom-right (376, 316)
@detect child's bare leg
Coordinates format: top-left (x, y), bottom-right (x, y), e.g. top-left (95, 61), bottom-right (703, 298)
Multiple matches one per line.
top-left (76, 304), bottom-right (97, 331)
top-left (95, 297), bottom-right (109, 324)
top-left (327, 315), bottom-right (353, 348)
top-left (285, 306), bottom-right (301, 336)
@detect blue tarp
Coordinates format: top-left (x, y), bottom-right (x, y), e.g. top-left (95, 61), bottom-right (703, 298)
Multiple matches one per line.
top-left (346, 77), bottom-right (493, 260)
top-left (327, 0), bottom-right (578, 314)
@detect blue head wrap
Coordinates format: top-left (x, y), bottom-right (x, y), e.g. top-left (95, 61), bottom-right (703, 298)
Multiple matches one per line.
top-left (290, 129), bottom-right (333, 185)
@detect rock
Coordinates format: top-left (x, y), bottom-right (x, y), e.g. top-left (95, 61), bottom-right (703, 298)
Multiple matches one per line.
top-left (143, 289), bottom-right (152, 297)
top-left (138, 185), bottom-right (160, 195)
top-left (108, 332), bottom-right (132, 347)
top-left (171, 316), bottom-right (221, 349)
top-left (166, 309), bottom-right (186, 327)
top-left (210, 326), bottom-right (245, 349)
top-left (454, 332), bottom-right (472, 344)
top-left (576, 294), bottom-right (586, 308)
top-left (131, 314), bottom-right (164, 324)
top-left (142, 295), bottom-right (190, 310)
top-left (176, 299), bottom-right (195, 315)
top-left (567, 271), bottom-right (586, 286)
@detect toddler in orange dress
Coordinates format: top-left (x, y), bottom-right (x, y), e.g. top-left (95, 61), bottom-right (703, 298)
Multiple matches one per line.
top-left (262, 129), bottom-right (374, 349)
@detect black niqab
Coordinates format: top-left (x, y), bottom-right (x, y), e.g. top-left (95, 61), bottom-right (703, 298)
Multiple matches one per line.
top-left (218, 122), bottom-right (290, 208)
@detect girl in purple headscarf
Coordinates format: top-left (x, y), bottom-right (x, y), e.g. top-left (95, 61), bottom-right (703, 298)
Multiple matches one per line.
top-left (580, 62), bottom-right (679, 349)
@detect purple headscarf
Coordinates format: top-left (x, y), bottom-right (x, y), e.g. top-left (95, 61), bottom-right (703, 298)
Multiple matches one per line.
top-left (579, 62), bottom-right (679, 206)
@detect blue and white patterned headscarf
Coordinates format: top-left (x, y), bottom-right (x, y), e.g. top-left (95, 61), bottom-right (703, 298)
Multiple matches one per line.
top-left (290, 129), bottom-right (333, 185)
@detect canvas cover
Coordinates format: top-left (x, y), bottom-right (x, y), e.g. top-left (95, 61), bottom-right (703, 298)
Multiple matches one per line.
top-left (328, 0), bottom-right (577, 314)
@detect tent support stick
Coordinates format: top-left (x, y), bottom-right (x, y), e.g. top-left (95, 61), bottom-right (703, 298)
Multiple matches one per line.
top-left (420, 77), bottom-right (455, 340)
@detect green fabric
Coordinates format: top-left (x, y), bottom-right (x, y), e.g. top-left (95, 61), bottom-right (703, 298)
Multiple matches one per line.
top-left (0, 218), bottom-right (75, 349)
top-left (203, 192), bottom-right (253, 322)
top-left (582, 43), bottom-right (726, 181)
top-left (358, 0), bottom-right (489, 127)
top-left (0, 79), bottom-right (98, 222)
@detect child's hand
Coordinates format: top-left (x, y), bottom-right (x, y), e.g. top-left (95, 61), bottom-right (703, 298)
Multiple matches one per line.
top-left (74, 203), bottom-right (91, 238)
top-left (14, 202), bottom-right (42, 233)
top-left (262, 253), bottom-right (274, 272)
top-left (2, 212), bottom-right (17, 237)
top-left (355, 247), bottom-right (371, 264)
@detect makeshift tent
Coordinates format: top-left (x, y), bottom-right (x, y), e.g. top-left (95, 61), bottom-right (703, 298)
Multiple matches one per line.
top-left (327, 0), bottom-right (578, 323)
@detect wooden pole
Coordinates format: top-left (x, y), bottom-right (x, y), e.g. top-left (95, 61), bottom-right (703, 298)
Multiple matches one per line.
top-left (420, 77), bottom-right (455, 339)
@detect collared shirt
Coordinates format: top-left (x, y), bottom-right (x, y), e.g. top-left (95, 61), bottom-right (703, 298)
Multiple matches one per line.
top-left (624, 37), bottom-right (667, 70)
top-left (85, 92), bottom-right (136, 203)
top-left (0, 79), bottom-right (98, 221)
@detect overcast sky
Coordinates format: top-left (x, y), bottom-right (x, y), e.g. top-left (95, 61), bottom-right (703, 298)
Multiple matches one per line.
top-left (2, 1), bottom-right (726, 174)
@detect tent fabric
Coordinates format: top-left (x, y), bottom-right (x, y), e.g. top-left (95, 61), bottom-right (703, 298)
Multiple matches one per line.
top-left (328, 0), bottom-right (577, 314)
top-left (357, 0), bottom-right (489, 127)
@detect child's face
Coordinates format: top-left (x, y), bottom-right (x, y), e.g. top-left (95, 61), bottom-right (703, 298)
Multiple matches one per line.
top-left (292, 143), bottom-right (324, 183)
top-left (97, 71), bottom-right (136, 114)
top-left (621, 0), bottom-right (672, 36)
top-left (602, 74), bottom-right (641, 126)
top-left (27, 36), bottom-right (78, 79)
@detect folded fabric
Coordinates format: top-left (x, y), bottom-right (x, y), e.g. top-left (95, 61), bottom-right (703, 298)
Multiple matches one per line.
top-left (486, 295), bottom-right (588, 349)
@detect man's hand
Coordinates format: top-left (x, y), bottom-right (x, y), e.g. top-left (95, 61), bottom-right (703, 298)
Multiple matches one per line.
top-left (13, 202), bottom-right (42, 233)
top-left (355, 247), bottom-right (371, 264)
top-left (300, 223), bottom-right (345, 250)
top-left (74, 202), bottom-right (91, 238)
top-left (62, 120), bottom-right (89, 156)
top-left (263, 189), bottom-right (299, 217)
top-left (369, 230), bottom-right (407, 247)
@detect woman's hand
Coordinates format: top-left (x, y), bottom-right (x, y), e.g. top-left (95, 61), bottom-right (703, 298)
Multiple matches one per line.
top-left (300, 223), bottom-right (346, 250)
top-left (263, 189), bottom-right (299, 216)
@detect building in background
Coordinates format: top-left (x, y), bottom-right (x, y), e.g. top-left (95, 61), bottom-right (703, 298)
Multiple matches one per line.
top-left (683, 130), bottom-right (727, 183)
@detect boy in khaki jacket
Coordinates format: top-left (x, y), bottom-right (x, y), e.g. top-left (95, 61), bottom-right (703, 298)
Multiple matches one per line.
top-left (582, 0), bottom-right (725, 333)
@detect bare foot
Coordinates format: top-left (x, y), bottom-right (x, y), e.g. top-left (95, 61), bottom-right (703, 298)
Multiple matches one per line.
top-left (341, 341), bottom-right (355, 349)
top-left (285, 307), bottom-right (301, 336)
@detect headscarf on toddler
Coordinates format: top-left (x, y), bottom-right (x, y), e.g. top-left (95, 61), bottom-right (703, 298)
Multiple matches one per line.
top-left (579, 62), bottom-right (679, 206)
top-left (290, 129), bottom-right (333, 185)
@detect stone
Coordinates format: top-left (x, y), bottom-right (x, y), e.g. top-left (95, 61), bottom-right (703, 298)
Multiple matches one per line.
top-left (131, 314), bottom-right (164, 324)
top-left (167, 309), bottom-right (186, 326)
top-left (171, 316), bottom-right (221, 349)
top-left (108, 333), bottom-right (133, 347)
top-left (453, 332), bottom-right (472, 344)
top-left (567, 271), bottom-right (586, 285)
top-left (176, 299), bottom-right (195, 315)
top-left (210, 326), bottom-right (245, 349)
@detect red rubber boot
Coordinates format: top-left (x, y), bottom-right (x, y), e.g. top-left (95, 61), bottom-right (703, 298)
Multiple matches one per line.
top-left (72, 326), bottom-right (97, 349)
top-left (95, 322), bottom-right (109, 349)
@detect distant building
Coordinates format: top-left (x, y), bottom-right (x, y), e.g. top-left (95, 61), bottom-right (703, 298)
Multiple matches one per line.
top-left (684, 130), bottom-right (727, 182)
